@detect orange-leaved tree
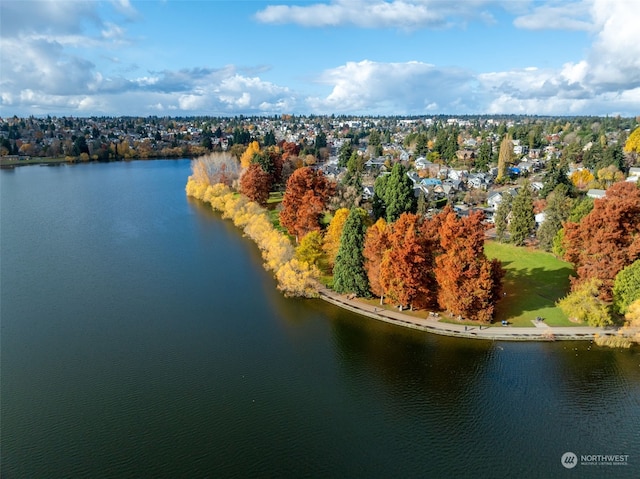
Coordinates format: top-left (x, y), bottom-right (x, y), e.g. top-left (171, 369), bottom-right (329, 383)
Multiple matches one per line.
top-left (239, 163), bottom-right (272, 206)
top-left (279, 167), bottom-right (335, 242)
top-left (379, 213), bottom-right (439, 310)
top-left (435, 209), bottom-right (504, 322)
top-left (363, 218), bottom-right (390, 302)
top-left (563, 181), bottom-right (640, 300)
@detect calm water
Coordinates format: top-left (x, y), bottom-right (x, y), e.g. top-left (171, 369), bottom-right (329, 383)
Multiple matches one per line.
top-left (1, 160), bottom-right (639, 478)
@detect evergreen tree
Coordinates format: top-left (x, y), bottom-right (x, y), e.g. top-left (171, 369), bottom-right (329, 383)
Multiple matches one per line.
top-left (509, 181), bottom-right (536, 246)
top-left (475, 140), bottom-right (492, 172)
top-left (613, 260), bottom-right (640, 315)
top-left (338, 141), bottom-right (353, 167)
top-left (333, 208), bottom-right (370, 297)
top-left (540, 157), bottom-right (572, 198)
top-left (536, 184), bottom-right (572, 251)
top-left (494, 193), bottom-right (512, 242)
top-left (373, 162), bottom-right (416, 222)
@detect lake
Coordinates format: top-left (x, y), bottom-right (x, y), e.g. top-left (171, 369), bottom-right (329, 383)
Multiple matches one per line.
top-left (1, 159), bottom-right (639, 478)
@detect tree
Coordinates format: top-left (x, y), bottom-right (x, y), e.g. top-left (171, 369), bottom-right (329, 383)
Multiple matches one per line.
top-left (338, 141), bottom-right (353, 167)
top-left (537, 184), bottom-right (572, 252)
top-left (557, 278), bottom-right (613, 327)
top-left (496, 134), bottom-right (513, 182)
top-left (280, 167), bottom-right (335, 241)
top-left (379, 213), bottom-right (438, 310)
top-left (323, 208), bottom-right (350, 268)
top-left (190, 152), bottom-right (240, 187)
top-left (373, 162), bottom-right (416, 222)
top-left (624, 126), bottom-right (640, 162)
top-left (475, 140), bottom-right (492, 172)
top-left (435, 210), bottom-right (503, 322)
top-left (563, 181), bottom-right (640, 299)
top-left (509, 181), bottom-right (535, 246)
top-left (239, 163), bottom-right (272, 206)
top-left (363, 218), bottom-right (390, 302)
top-left (494, 193), bottom-right (512, 242)
top-left (613, 260), bottom-right (640, 315)
top-left (295, 231), bottom-right (326, 270)
top-left (540, 157), bottom-right (571, 198)
top-left (570, 169), bottom-right (595, 190)
top-left (240, 140), bottom-right (260, 168)
top-left (333, 208), bottom-right (370, 297)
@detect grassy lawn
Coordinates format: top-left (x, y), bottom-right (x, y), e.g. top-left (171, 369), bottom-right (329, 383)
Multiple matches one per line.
top-left (485, 241), bottom-right (583, 327)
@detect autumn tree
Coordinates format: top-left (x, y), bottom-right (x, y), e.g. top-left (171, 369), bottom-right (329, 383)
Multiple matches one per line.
top-left (563, 181), bottom-right (640, 299)
top-left (612, 260), bottom-right (640, 315)
top-left (570, 169), bottom-right (595, 190)
top-left (239, 163), bottom-right (272, 206)
top-left (363, 218), bottom-right (390, 302)
top-left (379, 213), bottom-right (438, 310)
top-left (190, 152), bottom-right (241, 187)
top-left (557, 278), bottom-right (613, 327)
top-left (295, 231), bottom-right (326, 271)
top-left (333, 208), bottom-right (370, 297)
top-left (508, 181), bottom-right (536, 246)
top-left (496, 134), bottom-right (513, 182)
top-left (435, 210), bottom-right (503, 322)
top-left (280, 167), bottom-right (335, 241)
top-left (240, 140), bottom-right (260, 168)
top-left (624, 126), bottom-right (640, 162)
top-left (322, 208), bottom-right (350, 268)
top-left (373, 162), bottom-right (416, 222)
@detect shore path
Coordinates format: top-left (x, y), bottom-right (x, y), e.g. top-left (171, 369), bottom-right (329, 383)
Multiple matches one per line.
top-left (318, 288), bottom-right (616, 342)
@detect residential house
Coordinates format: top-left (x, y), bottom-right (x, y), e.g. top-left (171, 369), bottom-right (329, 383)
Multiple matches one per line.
top-left (587, 189), bottom-right (606, 199)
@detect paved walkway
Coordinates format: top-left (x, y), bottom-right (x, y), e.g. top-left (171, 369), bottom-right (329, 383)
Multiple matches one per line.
top-left (318, 288), bottom-right (617, 342)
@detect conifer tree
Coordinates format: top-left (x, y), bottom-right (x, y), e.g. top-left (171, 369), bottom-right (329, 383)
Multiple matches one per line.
top-left (509, 181), bottom-right (536, 246)
top-left (333, 208), bottom-right (370, 297)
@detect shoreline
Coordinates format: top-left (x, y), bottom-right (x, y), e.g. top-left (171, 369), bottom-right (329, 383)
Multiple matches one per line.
top-left (317, 288), bottom-right (617, 342)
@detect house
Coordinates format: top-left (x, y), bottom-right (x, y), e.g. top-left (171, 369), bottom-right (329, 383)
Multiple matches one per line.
top-left (448, 169), bottom-right (468, 182)
top-left (362, 186), bottom-right (374, 200)
top-left (467, 172), bottom-right (492, 190)
top-left (414, 156), bottom-right (432, 170)
top-left (406, 171), bottom-right (421, 185)
top-left (587, 189), bottom-right (606, 199)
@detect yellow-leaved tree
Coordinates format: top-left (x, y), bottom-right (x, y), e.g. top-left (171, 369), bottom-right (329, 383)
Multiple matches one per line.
top-left (186, 156), bottom-right (319, 297)
top-left (322, 208), bottom-right (350, 268)
top-left (240, 141), bottom-right (260, 169)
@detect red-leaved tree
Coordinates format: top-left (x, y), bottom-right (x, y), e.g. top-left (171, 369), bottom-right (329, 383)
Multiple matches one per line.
top-left (280, 167), bottom-right (335, 241)
top-left (435, 210), bottom-right (504, 322)
top-left (239, 163), bottom-right (272, 206)
top-left (379, 213), bottom-right (439, 310)
top-left (563, 181), bottom-right (640, 300)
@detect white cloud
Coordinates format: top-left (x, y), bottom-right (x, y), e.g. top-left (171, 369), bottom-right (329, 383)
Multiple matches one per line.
top-left (255, 0), bottom-right (488, 29)
top-left (513, 1), bottom-right (593, 31)
top-left (306, 60), bottom-right (477, 114)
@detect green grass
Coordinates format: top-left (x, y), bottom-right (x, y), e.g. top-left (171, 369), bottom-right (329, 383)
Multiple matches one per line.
top-left (485, 241), bottom-right (583, 327)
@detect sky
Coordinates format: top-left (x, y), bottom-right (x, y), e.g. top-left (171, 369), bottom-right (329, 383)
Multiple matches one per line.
top-left (1, 0), bottom-right (639, 118)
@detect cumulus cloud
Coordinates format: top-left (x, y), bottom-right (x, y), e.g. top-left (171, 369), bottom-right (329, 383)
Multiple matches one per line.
top-left (306, 60), bottom-right (478, 114)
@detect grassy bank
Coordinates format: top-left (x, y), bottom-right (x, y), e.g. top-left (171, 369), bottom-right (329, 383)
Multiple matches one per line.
top-left (485, 241), bottom-right (580, 327)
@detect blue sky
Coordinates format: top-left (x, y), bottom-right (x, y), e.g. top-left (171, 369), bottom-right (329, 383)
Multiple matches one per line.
top-left (1, 0), bottom-right (639, 117)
